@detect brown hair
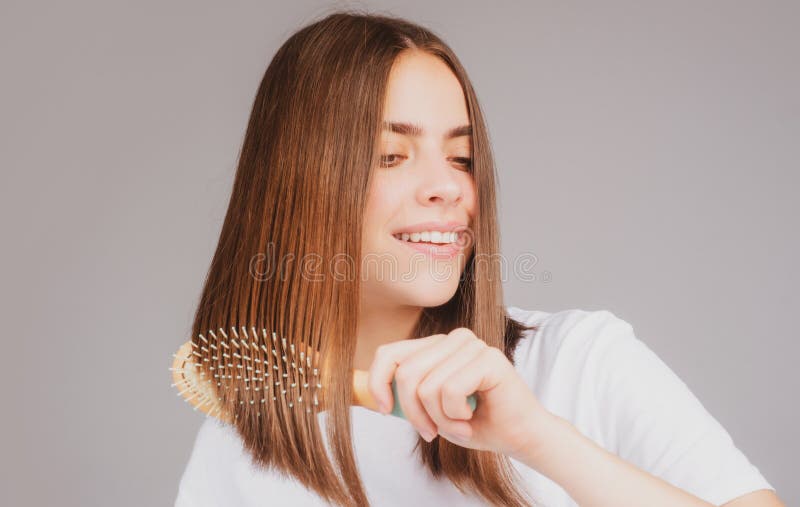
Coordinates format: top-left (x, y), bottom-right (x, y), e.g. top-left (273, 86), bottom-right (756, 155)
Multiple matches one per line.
top-left (189, 8), bottom-right (539, 506)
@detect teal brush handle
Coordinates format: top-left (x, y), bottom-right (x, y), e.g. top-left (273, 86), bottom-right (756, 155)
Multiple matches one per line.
top-left (389, 378), bottom-right (478, 420)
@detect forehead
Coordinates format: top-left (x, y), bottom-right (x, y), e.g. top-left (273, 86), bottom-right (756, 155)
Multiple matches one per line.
top-left (382, 51), bottom-right (470, 139)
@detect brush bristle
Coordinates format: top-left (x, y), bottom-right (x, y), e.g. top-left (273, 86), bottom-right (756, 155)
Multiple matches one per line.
top-left (171, 327), bottom-right (322, 421)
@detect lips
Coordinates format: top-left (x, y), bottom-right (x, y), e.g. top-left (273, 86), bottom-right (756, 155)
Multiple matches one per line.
top-left (391, 231), bottom-right (465, 259)
top-left (391, 220), bottom-right (467, 235)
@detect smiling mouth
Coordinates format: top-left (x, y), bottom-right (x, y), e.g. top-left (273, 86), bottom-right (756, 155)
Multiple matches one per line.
top-left (390, 232), bottom-right (464, 260)
top-left (391, 231), bottom-right (461, 244)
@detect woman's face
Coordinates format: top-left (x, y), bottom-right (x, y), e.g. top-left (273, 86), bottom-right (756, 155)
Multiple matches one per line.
top-left (361, 50), bottom-right (477, 309)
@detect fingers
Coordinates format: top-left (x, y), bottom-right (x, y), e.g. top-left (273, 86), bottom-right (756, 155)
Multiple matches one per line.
top-left (366, 327), bottom-right (491, 443)
top-left (441, 345), bottom-right (509, 408)
top-left (417, 338), bottom-right (487, 437)
top-left (392, 331), bottom-right (475, 441)
top-left (367, 334), bottom-right (444, 415)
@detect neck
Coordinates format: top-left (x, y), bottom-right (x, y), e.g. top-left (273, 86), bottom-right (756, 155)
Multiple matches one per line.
top-left (353, 301), bottom-right (422, 371)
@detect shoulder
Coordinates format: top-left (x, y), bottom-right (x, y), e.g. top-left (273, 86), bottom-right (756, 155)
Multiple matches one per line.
top-left (504, 305), bottom-right (698, 413)
top-left (505, 305), bottom-right (634, 374)
top-left (505, 305), bottom-right (630, 341)
top-left (505, 305), bottom-right (776, 505)
top-left (503, 305), bottom-right (664, 430)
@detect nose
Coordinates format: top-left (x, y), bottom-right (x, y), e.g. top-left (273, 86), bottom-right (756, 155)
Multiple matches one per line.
top-left (415, 158), bottom-right (464, 207)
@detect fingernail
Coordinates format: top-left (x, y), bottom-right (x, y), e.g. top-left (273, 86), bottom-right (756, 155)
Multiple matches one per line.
top-left (421, 429), bottom-right (436, 442)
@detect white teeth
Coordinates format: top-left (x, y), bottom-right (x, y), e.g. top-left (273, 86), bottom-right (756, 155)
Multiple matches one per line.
top-left (394, 231), bottom-right (459, 244)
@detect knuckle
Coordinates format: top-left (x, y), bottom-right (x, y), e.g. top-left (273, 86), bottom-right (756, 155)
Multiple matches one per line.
top-left (450, 328), bottom-right (480, 347)
top-left (394, 365), bottom-right (411, 384)
top-left (448, 327), bottom-right (471, 338)
top-left (486, 345), bottom-right (506, 361)
top-left (373, 343), bottom-right (389, 358)
top-left (469, 337), bottom-right (488, 351)
top-left (416, 382), bottom-right (436, 403)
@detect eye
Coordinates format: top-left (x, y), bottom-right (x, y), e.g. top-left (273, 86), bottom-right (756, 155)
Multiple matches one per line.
top-left (379, 154), bottom-right (406, 168)
top-left (378, 154), bottom-right (473, 170)
top-left (450, 157), bottom-right (473, 170)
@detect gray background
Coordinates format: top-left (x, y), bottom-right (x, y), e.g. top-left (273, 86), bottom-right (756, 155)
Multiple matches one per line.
top-left (1, 1), bottom-right (796, 505)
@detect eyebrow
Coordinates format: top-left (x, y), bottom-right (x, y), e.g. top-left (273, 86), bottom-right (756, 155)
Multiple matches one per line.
top-left (381, 121), bottom-right (472, 140)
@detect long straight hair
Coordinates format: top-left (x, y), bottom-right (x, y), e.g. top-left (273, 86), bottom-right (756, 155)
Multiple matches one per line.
top-left (190, 9), bottom-right (539, 506)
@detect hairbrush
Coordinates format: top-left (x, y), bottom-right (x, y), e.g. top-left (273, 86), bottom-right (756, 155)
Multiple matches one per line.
top-left (169, 326), bottom-right (478, 423)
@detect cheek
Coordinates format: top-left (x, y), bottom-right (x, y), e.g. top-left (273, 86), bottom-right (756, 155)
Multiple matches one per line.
top-left (362, 175), bottom-right (401, 242)
top-left (461, 175), bottom-right (478, 217)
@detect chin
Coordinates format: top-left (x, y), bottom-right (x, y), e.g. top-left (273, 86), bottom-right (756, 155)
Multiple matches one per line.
top-left (399, 278), bottom-right (460, 308)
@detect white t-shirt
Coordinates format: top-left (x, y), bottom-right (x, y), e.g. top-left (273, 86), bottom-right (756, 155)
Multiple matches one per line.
top-left (174, 307), bottom-right (775, 506)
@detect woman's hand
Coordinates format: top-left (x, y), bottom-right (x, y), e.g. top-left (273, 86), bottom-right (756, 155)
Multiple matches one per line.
top-left (367, 327), bottom-right (557, 461)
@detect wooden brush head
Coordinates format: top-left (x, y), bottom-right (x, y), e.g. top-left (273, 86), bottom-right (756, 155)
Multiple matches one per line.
top-left (170, 332), bottom-right (384, 424)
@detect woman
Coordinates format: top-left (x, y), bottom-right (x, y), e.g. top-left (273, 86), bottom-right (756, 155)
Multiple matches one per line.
top-left (174, 10), bottom-right (782, 507)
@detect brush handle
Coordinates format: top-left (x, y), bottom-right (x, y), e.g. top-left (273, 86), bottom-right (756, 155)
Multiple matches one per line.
top-left (390, 378), bottom-right (477, 419)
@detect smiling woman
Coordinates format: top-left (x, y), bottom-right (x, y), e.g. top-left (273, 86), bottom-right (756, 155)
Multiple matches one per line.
top-left (172, 8), bottom-right (783, 507)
